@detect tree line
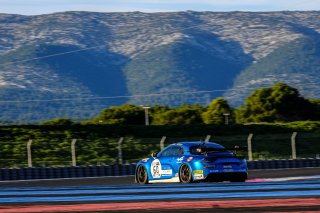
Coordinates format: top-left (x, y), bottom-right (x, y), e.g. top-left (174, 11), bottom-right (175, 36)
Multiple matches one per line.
top-left (42, 83), bottom-right (320, 126)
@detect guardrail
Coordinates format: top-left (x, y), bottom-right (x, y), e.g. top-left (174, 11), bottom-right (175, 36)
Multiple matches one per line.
top-left (0, 164), bottom-right (136, 181)
top-left (247, 158), bottom-right (320, 170)
top-left (3, 132), bottom-right (320, 169)
top-left (0, 159), bottom-right (319, 181)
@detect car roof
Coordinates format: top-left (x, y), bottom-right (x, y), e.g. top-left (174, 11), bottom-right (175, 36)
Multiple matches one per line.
top-left (172, 141), bottom-right (225, 151)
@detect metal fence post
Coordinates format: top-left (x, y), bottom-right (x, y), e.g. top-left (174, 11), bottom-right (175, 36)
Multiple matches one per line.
top-left (291, 132), bottom-right (298, 159)
top-left (247, 133), bottom-right (253, 161)
top-left (204, 135), bottom-right (211, 142)
top-left (118, 137), bottom-right (124, 165)
top-left (27, 139), bottom-right (33, 167)
top-left (71, 139), bottom-right (77, 166)
top-left (160, 136), bottom-right (166, 150)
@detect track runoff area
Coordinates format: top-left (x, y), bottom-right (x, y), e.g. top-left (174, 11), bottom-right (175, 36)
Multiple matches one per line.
top-left (0, 168), bottom-right (320, 213)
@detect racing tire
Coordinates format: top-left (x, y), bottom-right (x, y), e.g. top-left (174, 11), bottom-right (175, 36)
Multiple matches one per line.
top-left (136, 165), bottom-right (149, 184)
top-left (179, 164), bottom-right (193, 183)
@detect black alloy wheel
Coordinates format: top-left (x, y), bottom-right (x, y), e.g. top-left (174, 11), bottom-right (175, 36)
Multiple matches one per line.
top-left (136, 165), bottom-right (149, 184)
top-left (179, 164), bottom-right (193, 183)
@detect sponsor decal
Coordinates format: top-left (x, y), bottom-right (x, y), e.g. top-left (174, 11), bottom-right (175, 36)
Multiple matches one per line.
top-left (194, 174), bottom-right (204, 180)
top-left (210, 169), bottom-right (234, 173)
top-left (223, 169), bottom-right (234, 172)
top-left (193, 170), bottom-right (204, 175)
top-left (162, 169), bottom-right (173, 176)
top-left (187, 157), bottom-right (193, 162)
top-left (216, 158), bottom-right (238, 163)
top-left (141, 158), bottom-right (149, 162)
top-left (176, 156), bottom-right (184, 163)
top-left (151, 159), bottom-right (162, 178)
top-left (149, 177), bottom-right (180, 183)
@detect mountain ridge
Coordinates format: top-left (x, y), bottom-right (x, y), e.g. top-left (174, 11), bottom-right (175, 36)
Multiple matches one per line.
top-left (1, 11), bottom-right (320, 121)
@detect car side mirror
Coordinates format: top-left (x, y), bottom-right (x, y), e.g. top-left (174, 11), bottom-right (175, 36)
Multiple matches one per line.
top-left (151, 152), bottom-right (158, 158)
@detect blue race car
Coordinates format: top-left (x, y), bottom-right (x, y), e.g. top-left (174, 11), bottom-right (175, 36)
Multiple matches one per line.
top-left (135, 141), bottom-right (248, 184)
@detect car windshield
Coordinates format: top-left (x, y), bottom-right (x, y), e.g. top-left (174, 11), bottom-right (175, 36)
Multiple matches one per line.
top-left (190, 143), bottom-right (227, 155)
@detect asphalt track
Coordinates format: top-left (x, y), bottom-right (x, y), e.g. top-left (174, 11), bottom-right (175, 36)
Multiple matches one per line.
top-left (0, 168), bottom-right (319, 212)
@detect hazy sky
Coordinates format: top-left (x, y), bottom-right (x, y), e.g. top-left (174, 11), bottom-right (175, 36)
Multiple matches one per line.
top-left (1, 0), bottom-right (320, 15)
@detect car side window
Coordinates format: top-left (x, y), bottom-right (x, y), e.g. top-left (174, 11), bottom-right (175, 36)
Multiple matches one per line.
top-left (158, 145), bottom-right (184, 157)
top-left (176, 147), bottom-right (184, 155)
top-left (171, 146), bottom-right (183, 156)
top-left (166, 147), bottom-right (176, 156)
top-left (157, 146), bottom-right (173, 157)
top-left (170, 146), bottom-right (184, 156)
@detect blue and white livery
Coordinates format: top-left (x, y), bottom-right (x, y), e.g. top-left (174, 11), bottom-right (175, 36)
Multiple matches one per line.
top-left (135, 141), bottom-right (248, 184)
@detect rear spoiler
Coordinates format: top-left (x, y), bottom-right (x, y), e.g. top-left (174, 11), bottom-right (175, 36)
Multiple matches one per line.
top-left (200, 146), bottom-right (247, 153)
top-left (205, 156), bottom-right (246, 160)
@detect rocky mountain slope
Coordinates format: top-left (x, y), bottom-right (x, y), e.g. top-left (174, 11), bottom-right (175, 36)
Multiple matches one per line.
top-left (1, 11), bottom-right (320, 122)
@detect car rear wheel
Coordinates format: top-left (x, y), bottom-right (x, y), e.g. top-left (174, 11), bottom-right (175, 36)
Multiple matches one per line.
top-left (179, 164), bottom-right (193, 183)
top-left (136, 165), bottom-right (149, 184)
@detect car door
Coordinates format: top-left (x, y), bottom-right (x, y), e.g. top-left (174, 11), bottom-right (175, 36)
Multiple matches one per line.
top-left (153, 146), bottom-right (175, 179)
top-left (170, 146), bottom-right (185, 176)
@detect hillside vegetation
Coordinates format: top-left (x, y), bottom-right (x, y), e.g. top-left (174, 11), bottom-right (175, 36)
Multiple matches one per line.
top-left (227, 35), bottom-right (320, 105)
top-left (1, 11), bottom-right (320, 121)
top-left (1, 121), bottom-right (320, 167)
top-left (1, 83), bottom-right (320, 167)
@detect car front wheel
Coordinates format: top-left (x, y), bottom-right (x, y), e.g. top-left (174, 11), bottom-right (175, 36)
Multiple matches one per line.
top-left (136, 165), bottom-right (149, 184)
top-left (179, 164), bottom-right (193, 183)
